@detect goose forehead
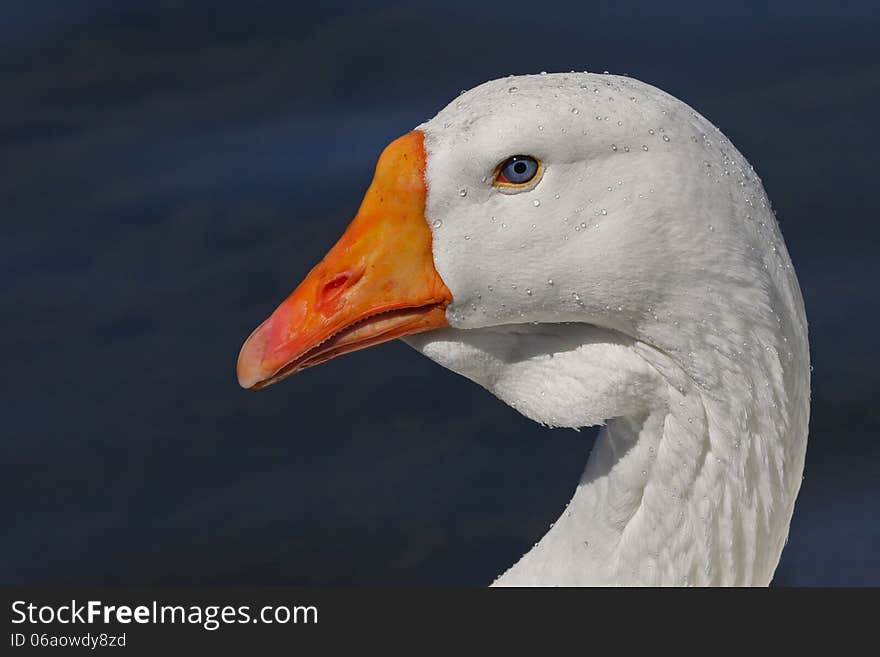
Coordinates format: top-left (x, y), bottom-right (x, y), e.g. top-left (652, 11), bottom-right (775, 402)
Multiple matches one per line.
top-left (422, 72), bottom-right (683, 139)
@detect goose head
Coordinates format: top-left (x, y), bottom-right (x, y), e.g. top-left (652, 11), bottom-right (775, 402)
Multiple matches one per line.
top-left (237, 73), bottom-right (809, 585)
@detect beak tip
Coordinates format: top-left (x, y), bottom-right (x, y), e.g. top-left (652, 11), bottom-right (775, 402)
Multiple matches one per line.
top-left (236, 356), bottom-right (262, 390)
top-left (236, 372), bottom-right (259, 390)
top-left (237, 324), bottom-right (271, 389)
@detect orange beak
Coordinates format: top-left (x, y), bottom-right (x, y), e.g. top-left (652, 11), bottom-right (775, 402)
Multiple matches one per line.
top-left (237, 131), bottom-right (452, 389)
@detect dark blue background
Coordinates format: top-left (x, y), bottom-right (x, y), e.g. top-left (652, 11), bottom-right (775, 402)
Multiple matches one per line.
top-left (2, 1), bottom-right (878, 585)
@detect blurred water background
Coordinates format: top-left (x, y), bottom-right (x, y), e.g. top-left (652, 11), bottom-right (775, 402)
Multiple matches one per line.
top-left (2, 1), bottom-right (878, 585)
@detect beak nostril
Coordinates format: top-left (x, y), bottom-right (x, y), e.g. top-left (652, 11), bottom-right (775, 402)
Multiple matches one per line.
top-left (318, 269), bottom-right (362, 308)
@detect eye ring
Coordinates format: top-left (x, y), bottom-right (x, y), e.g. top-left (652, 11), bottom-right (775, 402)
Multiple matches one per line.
top-left (493, 155), bottom-right (543, 189)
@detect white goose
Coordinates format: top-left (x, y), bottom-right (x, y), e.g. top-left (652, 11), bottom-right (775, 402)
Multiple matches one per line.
top-left (237, 73), bottom-right (810, 586)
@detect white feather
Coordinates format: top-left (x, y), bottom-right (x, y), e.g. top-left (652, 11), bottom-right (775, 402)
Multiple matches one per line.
top-left (405, 73), bottom-right (810, 586)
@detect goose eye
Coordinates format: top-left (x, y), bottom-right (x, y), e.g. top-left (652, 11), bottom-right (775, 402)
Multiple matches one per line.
top-left (495, 155), bottom-right (540, 186)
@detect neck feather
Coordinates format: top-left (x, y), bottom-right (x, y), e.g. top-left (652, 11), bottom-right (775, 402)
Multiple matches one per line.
top-left (492, 333), bottom-right (807, 586)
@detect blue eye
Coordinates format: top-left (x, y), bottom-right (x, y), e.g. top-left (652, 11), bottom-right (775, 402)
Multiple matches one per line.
top-left (496, 155), bottom-right (540, 186)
